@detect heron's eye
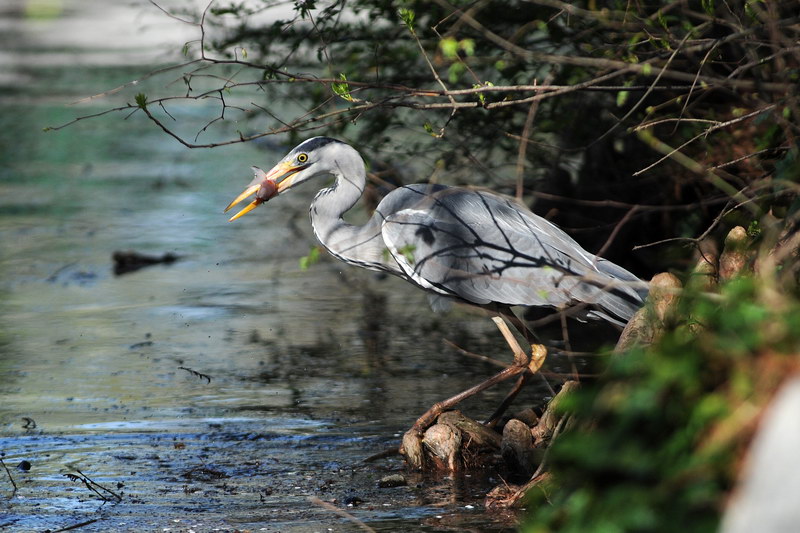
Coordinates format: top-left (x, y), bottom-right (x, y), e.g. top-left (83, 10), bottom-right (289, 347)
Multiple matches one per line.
top-left (296, 153), bottom-right (309, 164)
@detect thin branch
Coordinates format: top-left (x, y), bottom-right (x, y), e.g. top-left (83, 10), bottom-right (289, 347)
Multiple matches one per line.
top-left (309, 496), bottom-right (377, 533)
top-left (431, 0), bottom-right (796, 92)
top-left (1, 457), bottom-right (17, 495)
top-left (48, 518), bottom-right (102, 533)
top-left (593, 30), bottom-right (694, 146)
top-left (596, 205), bottom-right (640, 259)
top-left (444, 338), bottom-right (508, 368)
top-left (406, 17), bottom-right (459, 137)
top-left (632, 188), bottom-right (774, 251)
top-left (515, 72), bottom-right (554, 200)
top-left (632, 104), bottom-right (778, 176)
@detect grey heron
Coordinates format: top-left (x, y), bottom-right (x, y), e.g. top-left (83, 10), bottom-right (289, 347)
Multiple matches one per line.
top-left (224, 137), bottom-right (648, 461)
top-left (225, 137), bottom-right (647, 322)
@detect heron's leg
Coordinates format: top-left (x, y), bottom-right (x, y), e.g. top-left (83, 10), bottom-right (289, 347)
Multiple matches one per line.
top-left (495, 307), bottom-right (541, 354)
top-left (493, 315), bottom-right (530, 367)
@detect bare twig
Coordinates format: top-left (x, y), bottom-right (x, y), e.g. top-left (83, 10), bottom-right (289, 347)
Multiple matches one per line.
top-left (405, 16), bottom-right (458, 137)
top-left (431, 0), bottom-right (796, 91)
top-left (596, 205), bottom-right (640, 259)
top-left (0, 457), bottom-right (17, 495)
top-left (65, 470), bottom-right (123, 503)
top-left (444, 338), bottom-right (508, 368)
top-left (48, 518), bottom-right (102, 532)
top-left (594, 30), bottom-right (694, 145)
top-left (515, 72), bottom-right (554, 199)
top-left (632, 188), bottom-right (774, 251)
top-left (309, 496), bottom-right (377, 533)
top-left (178, 366), bottom-right (212, 383)
top-left (633, 104), bottom-right (778, 176)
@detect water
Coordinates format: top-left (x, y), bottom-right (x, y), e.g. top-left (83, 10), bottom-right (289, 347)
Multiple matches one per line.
top-left (0, 1), bottom-right (536, 530)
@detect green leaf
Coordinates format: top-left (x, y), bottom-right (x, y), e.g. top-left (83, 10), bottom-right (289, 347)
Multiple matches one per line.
top-left (332, 73), bottom-right (355, 102)
top-left (616, 90), bottom-right (629, 107)
top-left (299, 246), bottom-right (321, 271)
top-left (441, 38), bottom-right (476, 59)
top-left (294, 0), bottom-right (316, 18)
top-left (398, 8), bottom-right (415, 30)
top-left (382, 244), bottom-right (416, 263)
top-left (398, 244), bottom-right (416, 264)
top-left (657, 9), bottom-right (667, 30)
top-left (440, 37), bottom-right (458, 59)
top-left (447, 62), bottom-right (465, 83)
top-left (135, 93), bottom-right (148, 109)
top-left (537, 289), bottom-right (550, 300)
top-left (460, 38), bottom-right (475, 57)
top-left (473, 82), bottom-right (493, 106)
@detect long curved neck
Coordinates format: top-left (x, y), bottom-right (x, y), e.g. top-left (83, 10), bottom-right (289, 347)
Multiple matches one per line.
top-left (309, 154), bottom-right (387, 270)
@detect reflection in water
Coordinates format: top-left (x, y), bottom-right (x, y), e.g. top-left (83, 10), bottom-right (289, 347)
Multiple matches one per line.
top-left (0, 3), bottom-right (525, 530)
top-left (360, 285), bottom-right (389, 357)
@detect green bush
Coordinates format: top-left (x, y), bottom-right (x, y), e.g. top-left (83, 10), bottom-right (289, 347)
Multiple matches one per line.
top-left (522, 274), bottom-right (800, 532)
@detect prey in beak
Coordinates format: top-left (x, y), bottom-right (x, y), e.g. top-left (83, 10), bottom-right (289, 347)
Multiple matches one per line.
top-left (224, 161), bottom-right (305, 221)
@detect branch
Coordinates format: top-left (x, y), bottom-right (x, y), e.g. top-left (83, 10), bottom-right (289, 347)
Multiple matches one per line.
top-left (633, 104), bottom-right (778, 176)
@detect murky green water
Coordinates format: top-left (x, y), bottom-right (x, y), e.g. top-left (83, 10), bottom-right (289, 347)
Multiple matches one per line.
top-left (0, 2), bottom-right (545, 531)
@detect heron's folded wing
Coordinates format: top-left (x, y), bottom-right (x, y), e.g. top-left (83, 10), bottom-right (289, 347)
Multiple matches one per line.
top-left (381, 206), bottom-right (586, 308)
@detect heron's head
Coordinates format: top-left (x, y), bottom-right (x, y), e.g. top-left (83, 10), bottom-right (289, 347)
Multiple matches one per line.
top-left (224, 137), bottom-right (348, 221)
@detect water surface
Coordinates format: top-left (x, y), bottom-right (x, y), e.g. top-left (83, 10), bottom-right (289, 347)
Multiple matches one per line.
top-left (0, 2), bottom-right (540, 531)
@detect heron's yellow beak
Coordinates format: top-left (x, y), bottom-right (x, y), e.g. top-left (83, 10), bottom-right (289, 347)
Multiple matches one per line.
top-left (224, 161), bottom-right (305, 221)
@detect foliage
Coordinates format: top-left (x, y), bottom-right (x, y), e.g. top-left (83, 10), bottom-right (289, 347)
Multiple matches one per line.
top-left (51, 0), bottom-right (799, 275)
top-left (521, 268), bottom-right (800, 532)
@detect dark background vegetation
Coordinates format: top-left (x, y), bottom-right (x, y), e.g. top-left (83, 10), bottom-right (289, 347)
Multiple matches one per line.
top-left (97, 0), bottom-right (799, 280)
top-left (62, 0), bottom-right (799, 530)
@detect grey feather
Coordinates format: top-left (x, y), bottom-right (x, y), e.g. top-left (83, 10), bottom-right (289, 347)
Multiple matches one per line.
top-left (258, 138), bottom-right (648, 326)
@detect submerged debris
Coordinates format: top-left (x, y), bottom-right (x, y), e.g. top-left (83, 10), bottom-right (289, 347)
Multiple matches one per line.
top-left (112, 250), bottom-right (179, 276)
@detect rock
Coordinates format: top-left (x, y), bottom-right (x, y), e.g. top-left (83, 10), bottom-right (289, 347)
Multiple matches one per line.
top-left (615, 305), bottom-right (654, 352)
top-left (377, 474), bottom-right (407, 488)
top-left (512, 407), bottom-right (539, 428)
top-left (401, 429), bottom-right (425, 470)
top-left (501, 419), bottom-right (536, 476)
top-left (422, 422), bottom-right (462, 471)
top-left (437, 410), bottom-right (502, 449)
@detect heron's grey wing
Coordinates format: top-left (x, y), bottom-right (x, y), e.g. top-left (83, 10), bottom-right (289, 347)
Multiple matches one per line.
top-left (380, 189), bottom-right (585, 307)
top-left (380, 187), bottom-right (645, 322)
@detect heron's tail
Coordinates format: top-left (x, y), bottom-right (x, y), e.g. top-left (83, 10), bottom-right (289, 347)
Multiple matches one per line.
top-left (588, 258), bottom-right (649, 325)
